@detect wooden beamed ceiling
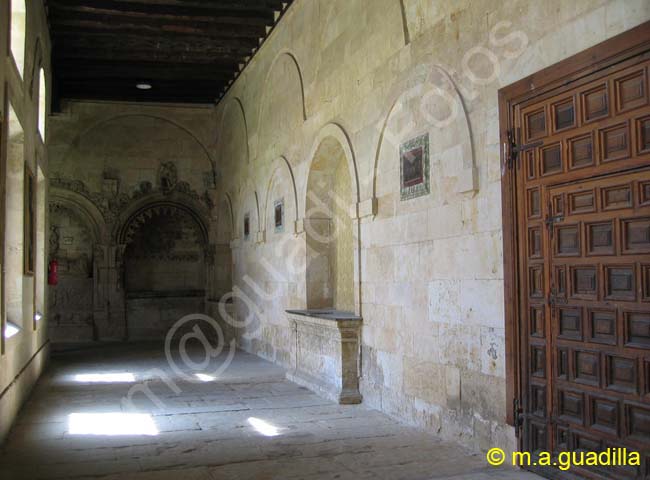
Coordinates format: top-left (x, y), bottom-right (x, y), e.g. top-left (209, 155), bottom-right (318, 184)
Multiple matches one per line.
top-left (46, 0), bottom-right (292, 106)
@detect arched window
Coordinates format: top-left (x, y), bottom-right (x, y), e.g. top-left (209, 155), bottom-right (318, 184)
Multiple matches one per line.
top-left (38, 68), bottom-right (46, 139)
top-left (10, 0), bottom-right (27, 78)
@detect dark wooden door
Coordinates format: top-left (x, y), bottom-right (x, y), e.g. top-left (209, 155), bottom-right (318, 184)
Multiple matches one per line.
top-left (516, 54), bottom-right (650, 479)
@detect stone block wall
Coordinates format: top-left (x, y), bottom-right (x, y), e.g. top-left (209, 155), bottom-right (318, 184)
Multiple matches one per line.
top-left (46, 102), bottom-right (218, 342)
top-left (212, 0), bottom-right (650, 453)
top-left (0, 1), bottom-right (52, 442)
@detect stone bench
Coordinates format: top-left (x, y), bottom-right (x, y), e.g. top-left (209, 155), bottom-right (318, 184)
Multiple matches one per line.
top-left (285, 309), bottom-right (362, 404)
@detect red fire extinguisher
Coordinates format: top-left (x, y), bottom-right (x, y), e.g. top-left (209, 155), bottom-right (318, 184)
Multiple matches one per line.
top-left (48, 260), bottom-right (59, 286)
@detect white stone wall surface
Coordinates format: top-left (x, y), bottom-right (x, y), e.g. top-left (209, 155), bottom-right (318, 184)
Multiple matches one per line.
top-left (0, 0), bottom-right (52, 442)
top-left (212, 0), bottom-right (650, 453)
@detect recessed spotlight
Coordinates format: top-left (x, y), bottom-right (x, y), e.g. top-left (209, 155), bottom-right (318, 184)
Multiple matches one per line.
top-left (136, 82), bottom-right (152, 90)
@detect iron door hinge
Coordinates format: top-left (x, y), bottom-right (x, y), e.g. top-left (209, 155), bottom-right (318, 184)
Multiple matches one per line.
top-left (506, 129), bottom-right (518, 170)
top-left (506, 128), bottom-right (544, 170)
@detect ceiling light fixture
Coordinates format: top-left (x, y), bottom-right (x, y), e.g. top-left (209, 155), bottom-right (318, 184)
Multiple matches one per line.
top-left (136, 82), bottom-right (152, 90)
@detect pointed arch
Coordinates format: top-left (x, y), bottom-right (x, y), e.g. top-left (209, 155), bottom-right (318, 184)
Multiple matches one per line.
top-left (259, 50), bottom-right (307, 122)
top-left (218, 96), bottom-right (250, 164)
top-left (256, 50), bottom-right (307, 164)
top-left (371, 63), bottom-right (476, 201)
top-left (262, 156), bottom-right (299, 233)
top-left (221, 192), bottom-right (235, 240)
top-left (398, 0), bottom-right (410, 45)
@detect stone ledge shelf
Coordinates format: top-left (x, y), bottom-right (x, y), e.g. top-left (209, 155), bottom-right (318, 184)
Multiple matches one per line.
top-left (286, 309), bottom-right (362, 405)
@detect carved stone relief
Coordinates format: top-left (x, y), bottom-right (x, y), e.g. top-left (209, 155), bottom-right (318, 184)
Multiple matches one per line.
top-left (48, 161), bottom-right (213, 342)
top-left (158, 161), bottom-right (178, 195)
top-left (50, 161), bottom-right (213, 226)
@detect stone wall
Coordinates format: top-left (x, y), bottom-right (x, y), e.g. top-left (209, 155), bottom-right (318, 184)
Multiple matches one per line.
top-left (212, 0), bottom-right (650, 453)
top-left (47, 101), bottom-right (218, 342)
top-left (48, 203), bottom-right (94, 343)
top-left (0, 1), bottom-right (52, 442)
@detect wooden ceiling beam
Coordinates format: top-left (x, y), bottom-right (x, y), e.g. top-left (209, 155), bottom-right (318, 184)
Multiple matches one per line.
top-left (55, 61), bottom-right (236, 80)
top-left (59, 92), bottom-right (220, 104)
top-left (53, 33), bottom-right (256, 57)
top-left (45, 0), bottom-right (293, 106)
top-left (59, 84), bottom-right (224, 103)
top-left (48, 0), bottom-right (285, 17)
top-left (53, 48), bottom-right (244, 65)
top-left (48, 11), bottom-right (268, 38)
top-left (50, 25), bottom-right (261, 44)
top-left (94, 0), bottom-right (287, 14)
top-left (50, 29), bottom-right (260, 48)
top-left (48, 0), bottom-right (274, 26)
top-left (61, 81), bottom-right (225, 91)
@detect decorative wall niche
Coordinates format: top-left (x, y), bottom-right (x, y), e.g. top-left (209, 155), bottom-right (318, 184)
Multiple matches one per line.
top-left (124, 207), bottom-right (206, 295)
top-left (400, 133), bottom-right (430, 201)
top-left (305, 136), bottom-right (354, 312)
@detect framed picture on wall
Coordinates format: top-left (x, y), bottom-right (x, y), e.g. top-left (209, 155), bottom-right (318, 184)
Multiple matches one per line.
top-left (400, 133), bottom-right (430, 201)
top-left (274, 199), bottom-right (284, 233)
top-left (244, 213), bottom-right (250, 240)
top-left (24, 165), bottom-right (35, 274)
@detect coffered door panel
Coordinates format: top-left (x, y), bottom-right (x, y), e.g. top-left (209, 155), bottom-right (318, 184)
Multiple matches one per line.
top-left (514, 54), bottom-right (650, 479)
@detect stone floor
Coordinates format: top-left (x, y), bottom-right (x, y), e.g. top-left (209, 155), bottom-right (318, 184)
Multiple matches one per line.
top-left (0, 343), bottom-right (540, 480)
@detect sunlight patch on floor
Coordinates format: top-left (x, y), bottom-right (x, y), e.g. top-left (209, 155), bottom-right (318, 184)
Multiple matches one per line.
top-left (73, 373), bottom-right (136, 383)
top-left (248, 417), bottom-right (281, 437)
top-left (68, 413), bottom-right (158, 436)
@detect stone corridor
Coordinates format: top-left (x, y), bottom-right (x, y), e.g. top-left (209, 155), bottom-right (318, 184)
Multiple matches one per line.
top-left (0, 344), bottom-right (538, 480)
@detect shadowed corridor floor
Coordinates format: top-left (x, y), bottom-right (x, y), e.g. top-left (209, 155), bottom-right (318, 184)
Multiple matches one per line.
top-left (0, 343), bottom-right (539, 480)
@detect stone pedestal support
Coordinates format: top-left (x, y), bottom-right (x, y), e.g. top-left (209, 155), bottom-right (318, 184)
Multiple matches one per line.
top-left (286, 310), bottom-right (362, 404)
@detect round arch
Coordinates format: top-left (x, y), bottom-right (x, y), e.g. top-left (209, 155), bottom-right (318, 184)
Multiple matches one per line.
top-left (301, 122), bottom-right (360, 219)
top-left (236, 178), bottom-right (261, 237)
top-left (115, 195), bottom-right (209, 247)
top-left (49, 187), bottom-right (108, 243)
top-left (61, 114), bottom-right (216, 181)
top-left (303, 122), bottom-right (362, 314)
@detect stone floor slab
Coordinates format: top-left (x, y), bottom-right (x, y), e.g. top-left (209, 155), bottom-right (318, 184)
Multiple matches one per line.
top-left (0, 343), bottom-right (540, 480)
